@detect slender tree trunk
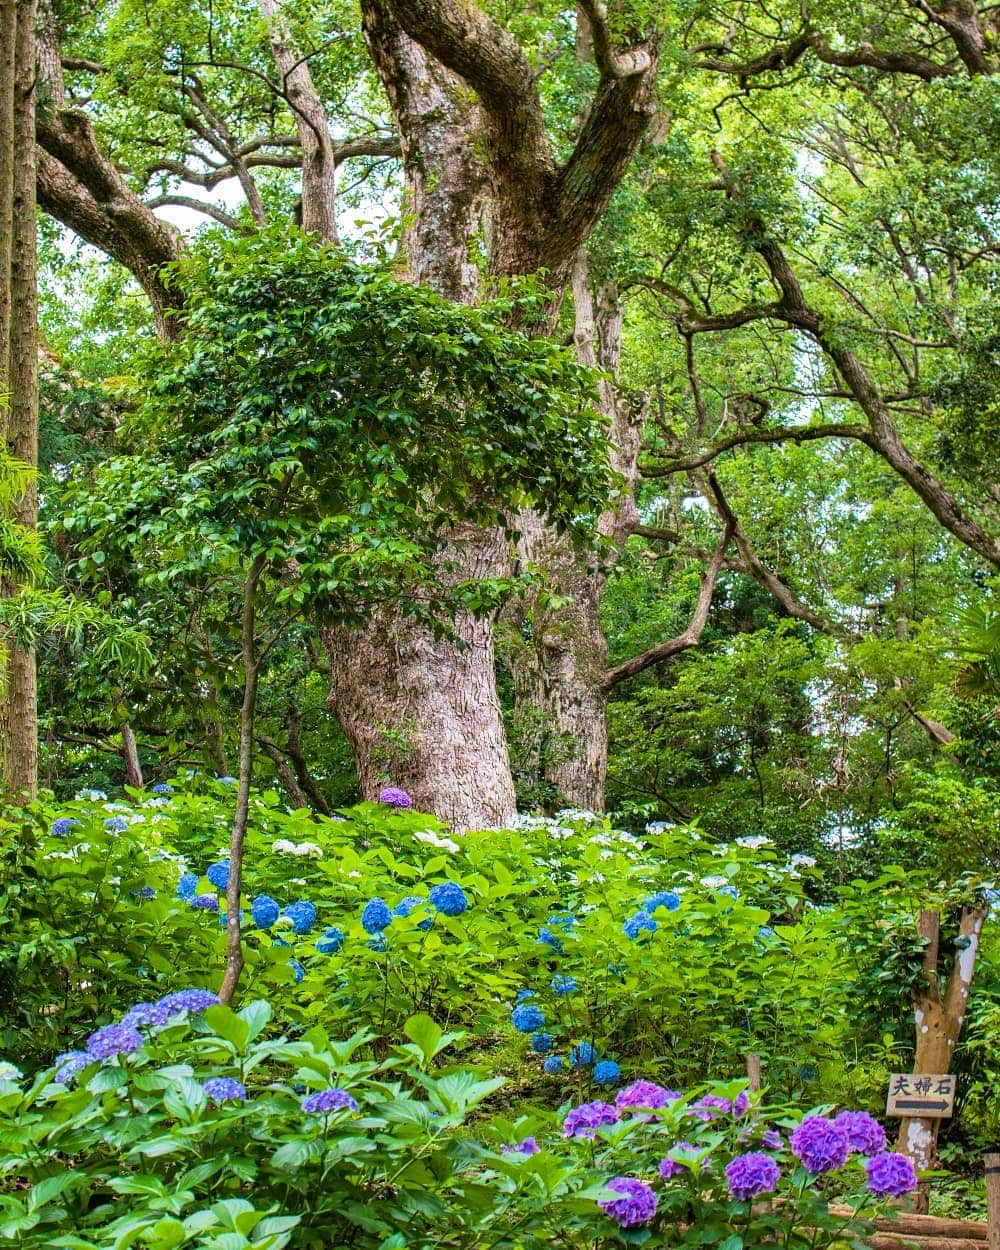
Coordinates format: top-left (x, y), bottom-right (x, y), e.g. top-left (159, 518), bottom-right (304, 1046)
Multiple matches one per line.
top-left (121, 722), bottom-right (143, 788)
top-left (0, 0), bottom-right (13, 387)
top-left (219, 554), bottom-right (267, 1005)
top-left (0, 0), bottom-right (38, 802)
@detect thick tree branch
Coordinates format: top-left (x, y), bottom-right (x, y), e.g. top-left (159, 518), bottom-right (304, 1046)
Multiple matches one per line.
top-left (640, 421), bottom-right (873, 476)
top-left (602, 522), bottom-right (732, 689)
top-left (693, 27), bottom-right (954, 81)
top-left (577, 0), bottom-right (653, 78)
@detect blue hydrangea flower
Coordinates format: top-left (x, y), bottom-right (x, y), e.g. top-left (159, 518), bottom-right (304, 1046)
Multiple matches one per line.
top-left (538, 927), bottom-right (563, 953)
top-left (50, 818), bottom-right (80, 837)
top-left (104, 816), bottom-right (129, 833)
top-left (623, 911), bottom-right (657, 940)
top-left (543, 1055), bottom-right (565, 1075)
top-left (53, 1050), bottom-right (91, 1084)
top-left (204, 1076), bottom-right (246, 1103)
top-left (121, 1001), bottom-right (174, 1029)
top-left (511, 1004), bottom-right (545, 1033)
top-left (569, 1042), bottom-right (597, 1068)
top-left (429, 882), bottom-right (468, 916)
top-left (284, 900), bottom-right (317, 935)
top-left (551, 975), bottom-right (577, 996)
top-left (378, 786), bottom-right (413, 809)
top-left (132, 886), bottom-right (157, 900)
top-left (367, 933), bottom-right (388, 952)
top-left (217, 776), bottom-right (237, 785)
top-left (593, 1060), bottom-right (621, 1086)
top-left (302, 1088), bottom-right (358, 1115)
top-left (158, 989), bottom-right (220, 1018)
top-left (718, 884), bottom-right (739, 900)
top-left (317, 926), bottom-right (345, 955)
top-left (393, 895), bottom-right (426, 918)
top-left (515, 989), bottom-right (536, 1002)
top-left (530, 1031), bottom-right (553, 1054)
top-left (361, 898), bottom-right (393, 933)
top-left (645, 890), bottom-right (681, 913)
top-left (548, 912), bottom-right (576, 931)
top-left (176, 872), bottom-right (199, 899)
top-left (85, 1024), bottom-right (144, 1060)
top-left (190, 894), bottom-right (219, 912)
top-left (251, 895), bottom-right (280, 930)
top-left (288, 960), bottom-right (305, 984)
top-left (206, 860), bottom-right (230, 891)
top-left (152, 783), bottom-right (174, 795)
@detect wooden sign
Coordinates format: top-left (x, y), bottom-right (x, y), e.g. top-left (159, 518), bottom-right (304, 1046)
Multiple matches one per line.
top-left (886, 1074), bottom-right (956, 1118)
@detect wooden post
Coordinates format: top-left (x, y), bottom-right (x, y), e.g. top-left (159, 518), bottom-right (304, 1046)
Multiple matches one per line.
top-left (746, 1053), bottom-right (762, 1092)
top-left (896, 906), bottom-right (988, 1214)
top-left (985, 1153), bottom-right (1000, 1250)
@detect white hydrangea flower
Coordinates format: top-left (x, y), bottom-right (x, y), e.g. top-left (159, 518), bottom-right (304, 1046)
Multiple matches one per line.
top-left (414, 829), bottom-right (461, 853)
top-left (76, 788), bottom-right (107, 801)
top-left (0, 1061), bottom-right (21, 1081)
top-left (645, 820), bottom-right (673, 834)
top-left (789, 853), bottom-right (816, 868)
top-left (292, 842), bottom-right (323, 858)
top-left (272, 839), bottom-right (297, 854)
top-left (735, 835), bottom-right (772, 849)
top-left (700, 874), bottom-right (729, 889)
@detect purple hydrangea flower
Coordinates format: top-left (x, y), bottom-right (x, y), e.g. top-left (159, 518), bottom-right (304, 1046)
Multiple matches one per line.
top-left (204, 1076), bottom-right (246, 1103)
top-left (835, 1111), bottom-right (887, 1156)
top-left (85, 1024), bottom-right (144, 1060)
top-left (251, 894), bottom-right (280, 930)
top-left (569, 1042), bottom-right (597, 1068)
top-left (361, 898), bottom-right (393, 933)
top-left (865, 1151), bottom-right (917, 1196)
top-left (206, 861), bottom-right (230, 891)
top-left (429, 882), bottom-right (467, 916)
top-left (790, 1115), bottom-right (850, 1174)
top-left (690, 1094), bottom-right (733, 1121)
top-left (593, 1060), bottom-right (621, 1087)
top-left (158, 989), bottom-right (220, 1017)
top-left (190, 894), bottom-right (219, 912)
top-left (511, 1004), bottom-right (545, 1033)
top-left (379, 786), bottom-right (413, 809)
top-left (104, 816), bottom-right (129, 833)
top-left (317, 926), bottom-right (345, 954)
top-left (563, 1100), bottom-right (620, 1138)
top-left (53, 1050), bottom-right (91, 1083)
top-left (502, 1136), bottom-right (540, 1156)
top-left (50, 818), bottom-right (80, 837)
top-left (132, 886), bottom-right (157, 900)
top-left (531, 1032), bottom-right (553, 1054)
top-left (623, 911), bottom-right (657, 940)
top-left (551, 975), bottom-right (577, 996)
top-left (543, 1055), bottom-right (564, 1075)
top-left (760, 1128), bottom-right (783, 1150)
top-left (733, 1091), bottom-right (751, 1117)
top-left (726, 1151), bottom-right (782, 1200)
top-left (615, 1080), bottom-right (683, 1111)
top-left (284, 900), bottom-right (317, 935)
top-left (301, 1087), bottom-right (359, 1115)
top-left (176, 872), bottom-right (199, 899)
top-left (659, 1143), bottom-right (701, 1179)
top-left (598, 1177), bottom-right (658, 1228)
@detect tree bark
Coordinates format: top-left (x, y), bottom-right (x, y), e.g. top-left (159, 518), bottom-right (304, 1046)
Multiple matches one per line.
top-left (504, 253), bottom-right (643, 809)
top-left (258, 0), bottom-right (338, 242)
top-left (321, 3), bottom-right (516, 832)
top-left (121, 722), bottom-right (143, 789)
top-left (0, 0), bottom-right (38, 802)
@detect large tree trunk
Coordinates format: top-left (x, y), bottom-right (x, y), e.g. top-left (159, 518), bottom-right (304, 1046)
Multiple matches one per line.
top-left (504, 255), bottom-right (642, 810)
top-left (0, 0), bottom-right (38, 802)
top-left (319, 4), bottom-right (514, 831)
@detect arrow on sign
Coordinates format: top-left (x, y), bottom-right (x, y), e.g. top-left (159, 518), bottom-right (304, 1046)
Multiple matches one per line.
top-left (893, 1099), bottom-right (951, 1112)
